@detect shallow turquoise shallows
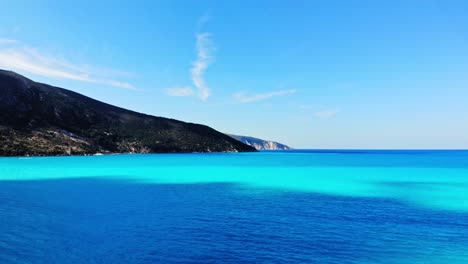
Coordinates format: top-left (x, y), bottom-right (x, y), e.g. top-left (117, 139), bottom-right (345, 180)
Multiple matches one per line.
top-left (1, 150), bottom-right (468, 263)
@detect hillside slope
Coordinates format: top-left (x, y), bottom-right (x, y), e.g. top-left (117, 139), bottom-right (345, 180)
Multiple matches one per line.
top-left (0, 70), bottom-right (256, 156)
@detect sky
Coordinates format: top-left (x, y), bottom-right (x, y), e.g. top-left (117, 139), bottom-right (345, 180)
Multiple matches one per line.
top-left (0, 0), bottom-right (467, 149)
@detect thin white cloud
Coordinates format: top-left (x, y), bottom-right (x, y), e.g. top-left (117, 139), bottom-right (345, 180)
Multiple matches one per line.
top-left (314, 109), bottom-right (339, 119)
top-left (0, 41), bottom-right (136, 90)
top-left (0, 38), bottom-right (18, 44)
top-left (165, 16), bottom-right (215, 101)
top-left (165, 86), bottom-right (194, 97)
top-left (233, 89), bottom-right (296, 103)
top-left (190, 32), bottom-right (214, 101)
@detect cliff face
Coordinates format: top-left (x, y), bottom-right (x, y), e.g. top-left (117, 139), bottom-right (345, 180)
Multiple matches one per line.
top-left (228, 134), bottom-right (292, 151)
top-left (0, 70), bottom-right (256, 156)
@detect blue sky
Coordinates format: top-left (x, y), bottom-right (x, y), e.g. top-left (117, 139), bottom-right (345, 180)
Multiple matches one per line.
top-left (1, 0), bottom-right (467, 148)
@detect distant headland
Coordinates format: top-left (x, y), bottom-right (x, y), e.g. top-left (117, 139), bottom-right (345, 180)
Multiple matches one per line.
top-left (227, 134), bottom-right (292, 151)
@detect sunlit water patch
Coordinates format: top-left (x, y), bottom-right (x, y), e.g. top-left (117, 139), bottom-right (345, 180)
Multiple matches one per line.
top-left (1, 150), bottom-right (468, 263)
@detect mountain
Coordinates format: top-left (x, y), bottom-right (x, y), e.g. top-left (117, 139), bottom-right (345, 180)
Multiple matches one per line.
top-left (228, 134), bottom-right (292, 150)
top-left (0, 70), bottom-right (256, 156)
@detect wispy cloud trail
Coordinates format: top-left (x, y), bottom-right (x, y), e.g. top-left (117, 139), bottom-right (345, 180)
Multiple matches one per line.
top-left (314, 109), bottom-right (339, 119)
top-left (164, 86), bottom-right (194, 97)
top-left (0, 38), bottom-right (18, 44)
top-left (165, 16), bottom-right (215, 101)
top-left (233, 89), bottom-right (296, 103)
top-left (0, 40), bottom-right (136, 90)
top-left (190, 32), bottom-right (214, 100)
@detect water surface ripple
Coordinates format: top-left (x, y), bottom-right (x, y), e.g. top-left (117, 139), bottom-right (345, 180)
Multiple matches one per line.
top-left (1, 150), bottom-right (467, 263)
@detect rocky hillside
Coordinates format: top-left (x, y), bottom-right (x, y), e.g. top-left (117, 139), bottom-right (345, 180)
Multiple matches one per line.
top-left (0, 70), bottom-right (256, 156)
top-left (228, 134), bottom-right (292, 150)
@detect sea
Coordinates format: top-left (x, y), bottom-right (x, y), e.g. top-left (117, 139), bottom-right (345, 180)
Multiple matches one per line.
top-left (0, 150), bottom-right (467, 263)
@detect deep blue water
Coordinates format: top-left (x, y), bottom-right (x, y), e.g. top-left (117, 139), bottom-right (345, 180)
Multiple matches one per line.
top-left (1, 150), bottom-right (468, 263)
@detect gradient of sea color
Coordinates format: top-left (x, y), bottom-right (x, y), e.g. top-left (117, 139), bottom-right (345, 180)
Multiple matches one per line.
top-left (1, 150), bottom-right (468, 264)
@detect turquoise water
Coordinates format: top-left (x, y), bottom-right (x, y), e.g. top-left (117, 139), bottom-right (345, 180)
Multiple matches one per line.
top-left (1, 150), bottom-right (468, 263)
